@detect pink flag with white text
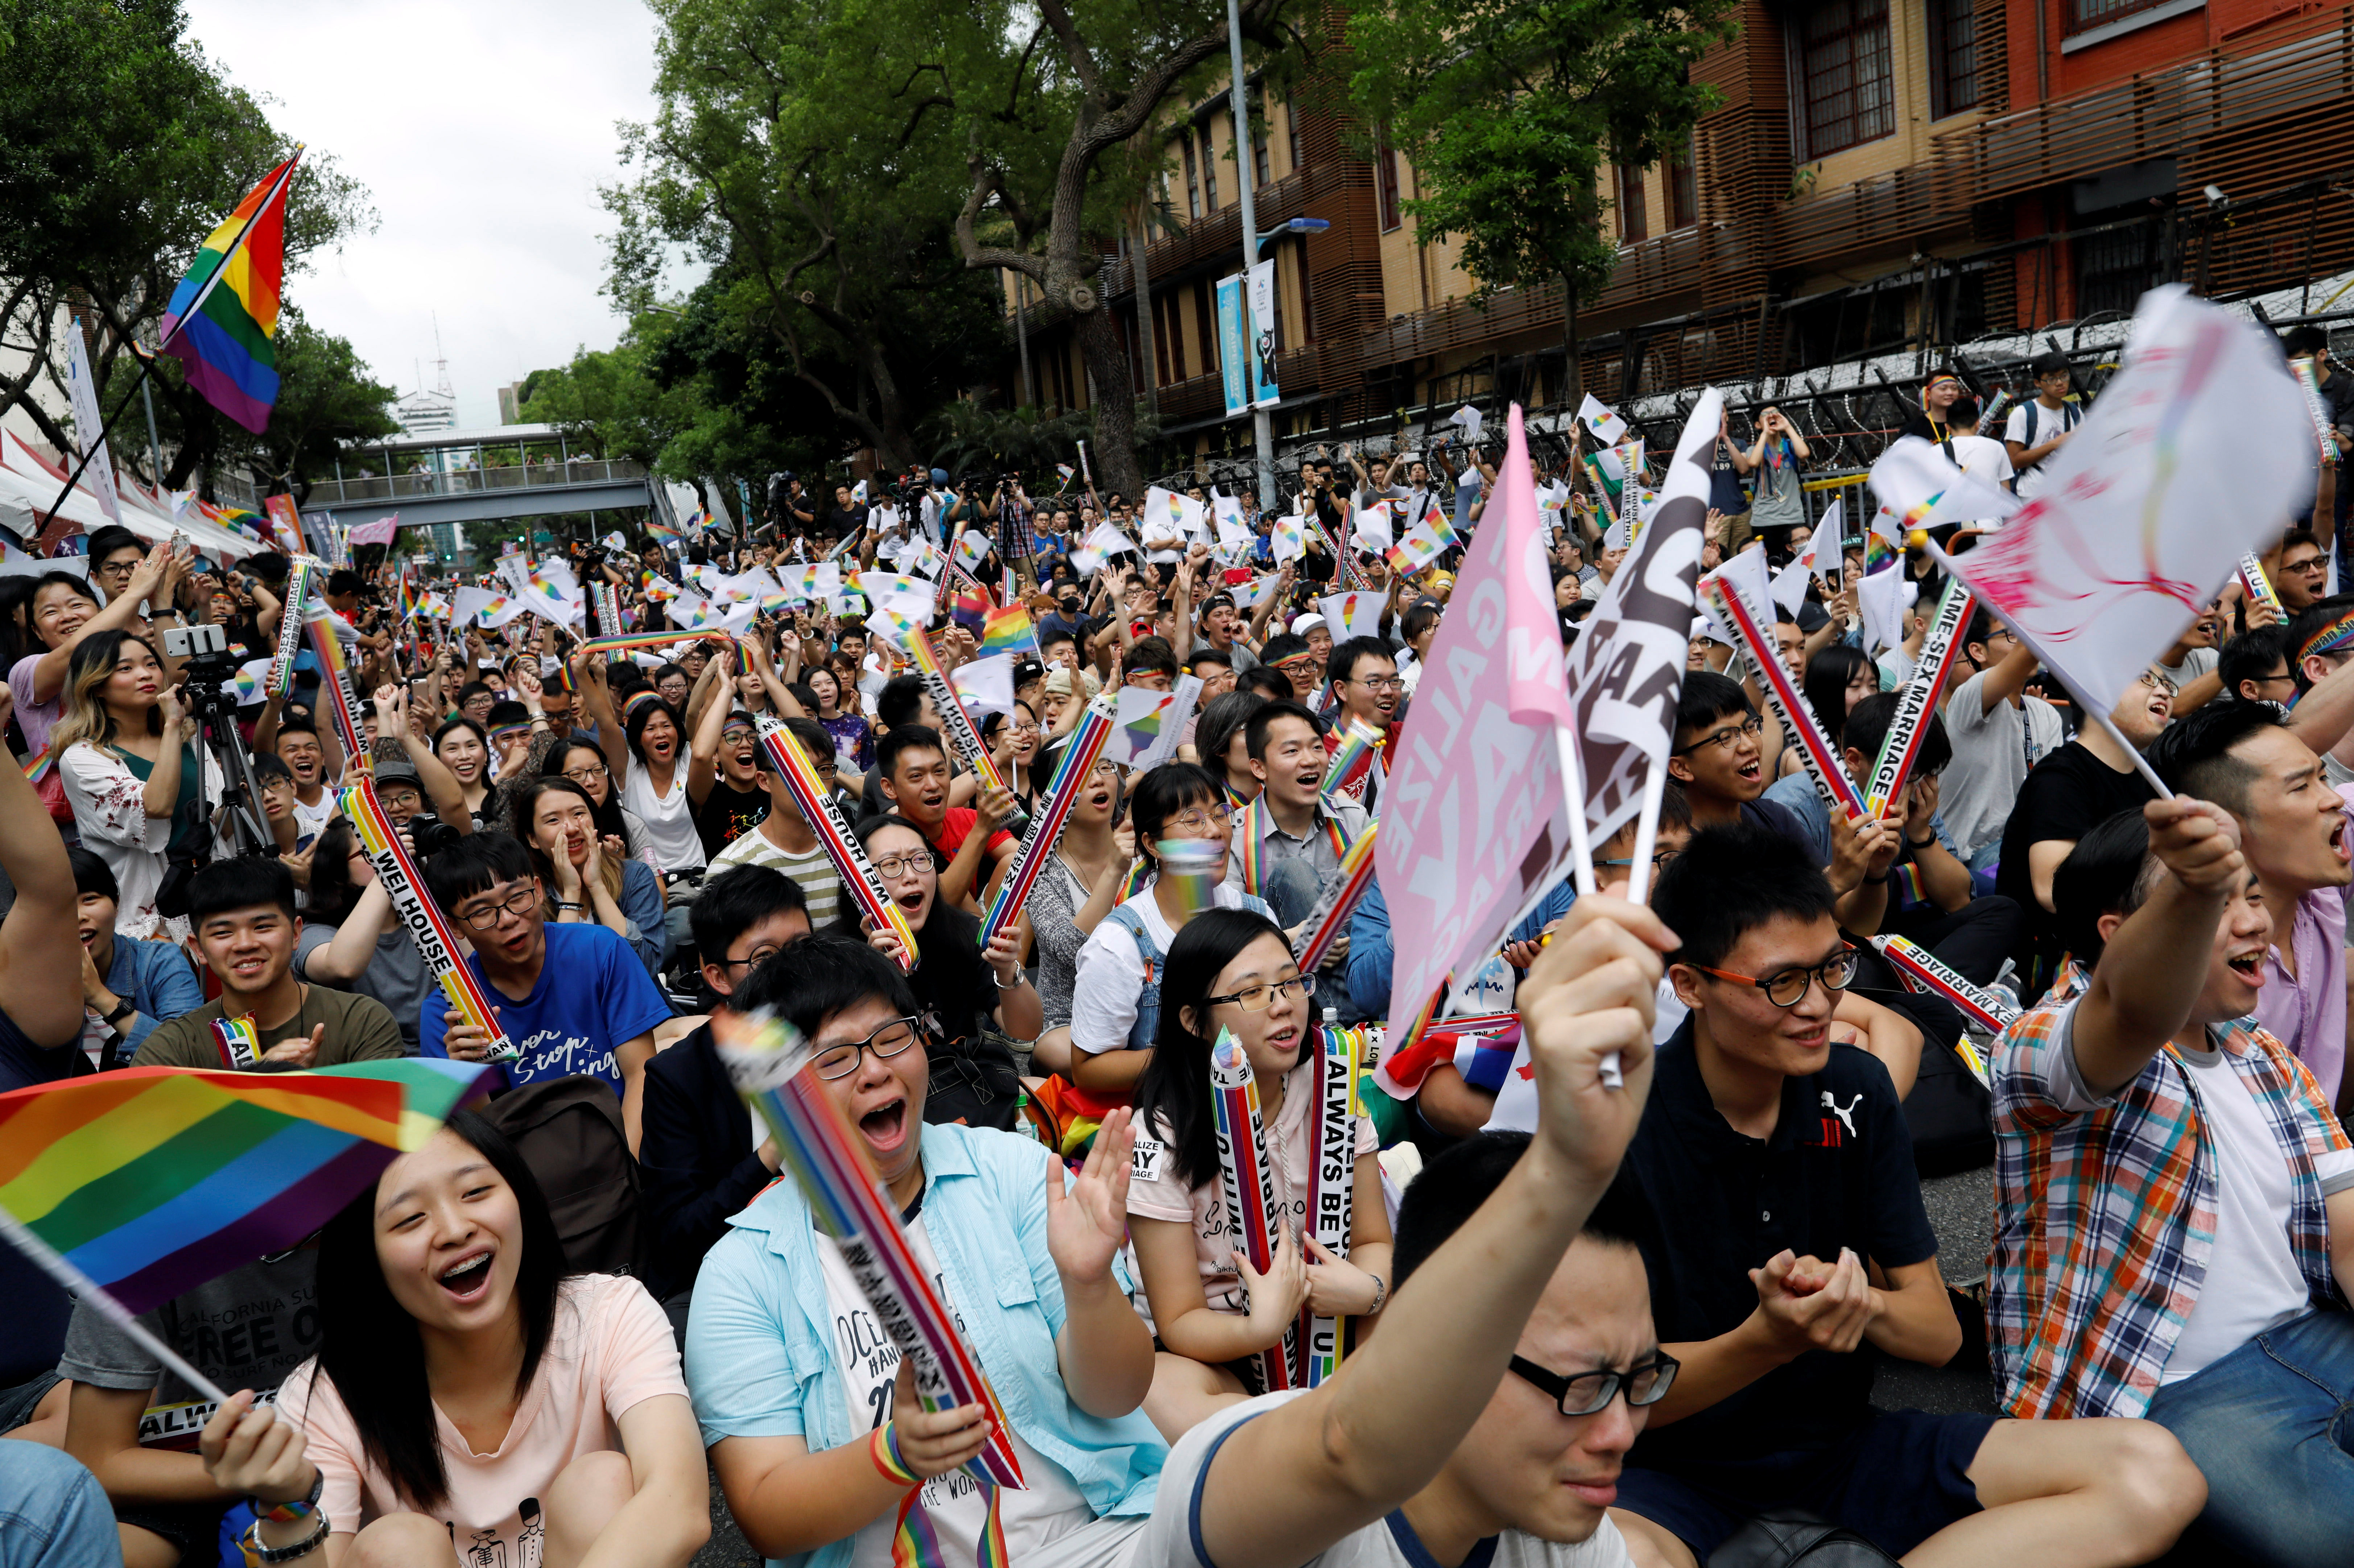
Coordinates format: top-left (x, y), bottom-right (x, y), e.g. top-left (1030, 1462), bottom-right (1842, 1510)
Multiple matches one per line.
top-left (347, 514), bottom-right (401, 547)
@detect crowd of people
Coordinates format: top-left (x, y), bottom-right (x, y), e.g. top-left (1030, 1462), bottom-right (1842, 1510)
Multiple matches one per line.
top-left (2, 331), bottom-right (2353, 1568)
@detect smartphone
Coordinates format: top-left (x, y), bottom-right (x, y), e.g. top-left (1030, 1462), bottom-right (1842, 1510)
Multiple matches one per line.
top-left (161, 622), bottom-right (227, 659)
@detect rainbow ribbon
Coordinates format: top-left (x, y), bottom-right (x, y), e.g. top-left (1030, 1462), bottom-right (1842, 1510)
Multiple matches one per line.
top-left (1864, 579), bottom-right (1973, 819)
top-left (339, 779), bottom-right (518, 1062)
top-left (1299, 1018), bottom-right (1363, 1387)
top-left (753, 715), bottom-right (918, 970)
top-left (1701, 576), bottom-right (1864, 824)
top-left (1156, 837), bottom-right (1223, 920)
top-left (578, 629), bottom-right (730, 660)
top-left (1871, 934), bottom-right (2019, 1038)
top-left (1292, 821), bottom-right (1378, 976)
top-left (1320, 721), bottom-right (1383, 796)
top-left (303, 612), bottom-right (371, 781)
top-left (710, 1010), bottom-right (1027, 1490)
top-left (978, 700), bottom-right (1116, 949)
top-left (2239, 552), bottom-right (2285, 620)
top-left (210, 1015), bottom-right (262, 1069)
top-left (265, 559), bottom-right (315, 697)
top-left (1211, 1026), bottom-right (1297, 1393)
top-left (22, 746), bottom-right (51, 784)
top-left (903, 628), bottom-right (1015, 802)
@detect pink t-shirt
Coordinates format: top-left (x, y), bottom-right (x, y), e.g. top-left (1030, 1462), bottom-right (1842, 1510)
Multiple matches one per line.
top-left (276, 1273), bottom-right (687, 1559)
top-left (1126, 1052), bottom-right (1376, 1314)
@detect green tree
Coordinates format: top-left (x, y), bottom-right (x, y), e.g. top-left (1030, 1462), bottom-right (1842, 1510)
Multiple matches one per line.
top-left (518, 318), bottom-right (698, 467)
top-left (235, 307), bottom-right (400, 504)
top-left (1347, 0), bottom-right (1732, 405)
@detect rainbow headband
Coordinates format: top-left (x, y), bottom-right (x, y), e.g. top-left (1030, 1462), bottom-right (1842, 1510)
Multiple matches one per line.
top-left (752, 715), bottom-right (919, 970)
top-left (2297, 607), bottom-right (2354, 667)
top-left (339, 779), bottom-right (518, 1061)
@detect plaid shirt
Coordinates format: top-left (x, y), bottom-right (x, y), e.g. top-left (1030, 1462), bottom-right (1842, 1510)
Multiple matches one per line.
top-left (1988, 961), bottom-right (2350, 1420)
top-left (998, 491), bottom-right (1036, 562)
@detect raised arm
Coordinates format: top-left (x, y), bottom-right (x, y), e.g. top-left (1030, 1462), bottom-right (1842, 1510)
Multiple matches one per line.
top-left (0, 687), bottom-right (85, 1048)
top-left (28, 546), bottom-right (169, 704)
top-left (580, 654), bottom-right (630, 783)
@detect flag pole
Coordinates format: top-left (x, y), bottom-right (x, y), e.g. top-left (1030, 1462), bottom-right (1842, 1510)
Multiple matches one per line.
top-left (0, 1207), bottom-right (232, 1406)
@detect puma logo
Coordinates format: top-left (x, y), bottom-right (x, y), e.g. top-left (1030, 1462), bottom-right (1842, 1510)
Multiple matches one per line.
top-left (1821, 1091), bottom-right (1861, 1137)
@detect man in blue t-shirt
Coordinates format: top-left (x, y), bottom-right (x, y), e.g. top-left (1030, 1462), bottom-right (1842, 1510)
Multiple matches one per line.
top-left (420, 832), bottom-right (673, 1153)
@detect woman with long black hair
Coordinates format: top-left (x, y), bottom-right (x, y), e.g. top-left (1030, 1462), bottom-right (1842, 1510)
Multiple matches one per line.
top-left (195, 1110), bottom-right (709, 1567)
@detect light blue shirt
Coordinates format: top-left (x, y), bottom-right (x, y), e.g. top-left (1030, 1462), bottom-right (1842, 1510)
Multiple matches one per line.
top-left (685, 1121), bottom-right (1167, 1568)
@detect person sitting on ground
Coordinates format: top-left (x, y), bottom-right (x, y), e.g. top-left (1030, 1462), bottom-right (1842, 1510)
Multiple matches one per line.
top-left (1129, 893), bottom-right (1676, 1568)
top-left (1127, 910), bottom-right (1391, 1439)
top-left (1940, 609), bottom-right (2064, 870)
top-left (198, 1112), bottom-right (709, 1567)
top-left (685, 935), bottom-right (1166, 1568)
top-left (512, 776), bottom-right (665, 975)
top-left (132, 858), bottom-right (405, 1072)
top-left (1224, 700), bottom-right (1369, 952)
top-left (420, 832), bottom-right (673, 1153)
top-left (2217, 624), bottom-right (2297, 707)
top-left (68, 845), bottom-right (202, 1071)
top-left (875, 724), bottom-right (1018, 911)
top-left (855, 813), bottom-right (1038, 1130)
top-left (292, 816), bottom-right (443, 1053)
top-left (703, 716), bottom-right (848, 929)
top-left (1194, 690), bottom-right (1267, 807)
top-left (639, 867), bottom-right (815, 1320)
top-left (1603, 822), bottom-right (2201, 1568)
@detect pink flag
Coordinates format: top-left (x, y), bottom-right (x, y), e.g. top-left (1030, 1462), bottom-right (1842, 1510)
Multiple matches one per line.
top-left (347, 514), bottom-right (401, 547)
top-left (1380, 405), bottom-right (1575, 1033)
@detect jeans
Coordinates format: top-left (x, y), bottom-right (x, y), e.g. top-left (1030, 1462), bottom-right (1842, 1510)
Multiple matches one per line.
top-left (2144, 1307), bottom-right (2354, 1565)
top-left (0, 1442), bottom-right (121, 1568)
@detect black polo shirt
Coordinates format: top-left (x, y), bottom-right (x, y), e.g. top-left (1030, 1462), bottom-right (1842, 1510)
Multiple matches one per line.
top-left (1622, 1019), bottom-right (1937, 1470)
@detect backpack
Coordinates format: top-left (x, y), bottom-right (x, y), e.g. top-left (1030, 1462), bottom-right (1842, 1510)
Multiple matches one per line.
top-left (1708, 1512), bottom-right (1903, 1567)
top-left (479, 1075), bottom-right (648, 1279)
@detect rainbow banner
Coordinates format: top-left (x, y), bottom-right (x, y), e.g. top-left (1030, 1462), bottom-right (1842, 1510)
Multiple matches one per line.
top-left (2238, 552), bottom-right (2285, 620)
top-left (711, 1010), bottom-right (1025, 1490)
top-left (340, 779), bottom-right (517, 1062)
top-left (979, 604), bottom-right (1037, 660)
top-left (1299, 1018), bottom-right (1362, 1387)
top-left (1211, 1027), bottom-right (1296, 1393)
top-left (578, 629), bottom-right (726, 660)
top-left (209, 1016), bottom-right (263, 1070)
top-left (304, 611), bottom-right (371, 780)
top-left (1700, 575), bottom-right (1864, 824)
top-left (979, 700), bottom-right (1116, 949)
top-left (753, 716), bottom-right (918, 970)
top-left (1871, 935), bottom-right (2019, 1039)
top-left (1292, 821), bottom-right (1378, 976)
top-left (0, 1058), bottom-right (492, 1318)
top-left (265, 559), bottom-right (315, 697)
top-left (1320, 720), bottom-right (1383, 796)
top-left (158, 151), bottom-right (301, 434)
top-left (1865, 579), bottom-right (1973, 819)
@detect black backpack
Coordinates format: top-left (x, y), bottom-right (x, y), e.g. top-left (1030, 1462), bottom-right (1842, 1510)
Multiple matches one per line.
top-left (480, 1075), bottom-right (649, 1279)
top-left (1709, 1511), bottom-right (1903, 1567)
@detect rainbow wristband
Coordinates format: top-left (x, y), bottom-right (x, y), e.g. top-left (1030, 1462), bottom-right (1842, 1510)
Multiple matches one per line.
top-left (869, 1423), bottom-right (922, 1489)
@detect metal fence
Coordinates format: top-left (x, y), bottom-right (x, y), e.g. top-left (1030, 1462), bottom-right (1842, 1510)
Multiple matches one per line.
top-left (300, 459), bottom-right (648, 509)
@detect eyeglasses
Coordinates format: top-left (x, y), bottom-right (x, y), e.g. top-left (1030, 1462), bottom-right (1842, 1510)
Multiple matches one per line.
top-left (1274, 658), bottom-right (1318, 677)
top-left (721, 727), bottom-right (756, 744)
top-left (1205, 973), bottom-right (1316, 1011)
top-left (2135, 670), bottom-right (2179, 696)
top-left (2251, 670), bottom-right (2297, 688)
top-left (1673, 715), bottom-right (1763, 756)
top-left (1168, 806), bottom-right (1231, 831)
top-left (1508, 1352), bottom-right (1681, 1417)
top-left (2285, 556), bottom-right (2329, 575)
top-left (716, 943), bottom-right (789, 973)
top-left (456, 880), bottom-right (542, 933)
top-left (563, 764), bottom-right (609, 783)
top-left (1599, 848), bottom-right (1681, 871)
top-left (871, 851), bottom-right (934, 879)
top-left (1692, 946), bottom-right (1858, 1008)
top-left (810, 1015), bottom-right (922, 1080)
top-left (1351, 675), bottom-right (1404, 692)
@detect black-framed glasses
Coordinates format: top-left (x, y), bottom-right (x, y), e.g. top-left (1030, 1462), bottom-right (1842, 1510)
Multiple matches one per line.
top-left (811, 1015), bottom-right (922, 1080)
top-left (1673, 715), bottom-right (1763, 756)
top-left (456, 881), bottom-right (541, 933)
top-left (1693, 946), bottom-right (1858, 1008)
top-left (716, 943), bottom-right (790, 974)
top-left (1509, 1352), bottom-right (1680, 1416)
top-left (2285, 555), bottom-right (2329, 575)
top-left (564, 764), bottom-right (610, 783)
top-left (1205, 973), bottom-right (1315, 1011)
top-left (872, 851), bottom-right (934, 879)
top-left (1599, 848), bottom-right (1681, 872)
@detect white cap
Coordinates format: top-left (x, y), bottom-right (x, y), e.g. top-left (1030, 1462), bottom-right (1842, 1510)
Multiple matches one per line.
top-left (1290, 612), bottom-right (1328, 637)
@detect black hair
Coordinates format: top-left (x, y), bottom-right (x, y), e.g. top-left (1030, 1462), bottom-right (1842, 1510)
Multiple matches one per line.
top-left (1188, 648), bottom-right (1234, 675)
top-left (730, 930), bottom-right (921, 1043)
top-left (1326, 634), bottom-right (1395, 688)
top-left (484, 700), bottom-right (532, 733)
top-left (649, 661), bottom-right (688, 688)
top-left (1801, 647), bottom-right (1876, 746)
top-left (2029, 348), bottom-right (2073, 378)
top-left (691, 864), bottom-right (811, 970)
top-left (1131, 908), bottom-right (1294, 1190)
top-left (1195, 691), bottom-right (1267, 784)
top-left (876, 724), bottom-right (946, 781)
top-left (1238, 665), bottom-right (1294, 702)
top-left (1259, 632), bottom-right (1310, 669)
top-left (187, 855), bottom-right (299, 925)
top-left (2147, 699), bottom-right (2288, 816)
top-left (1393, 1132), bottom-right (1654, 1285)
top-left (306, 1109), bottom-right (568, 1511)
top-left (1124, 637), bottom-right (1178, 681)
top-left (1674, 669), bottom-right (1752, 744)
top-left (433, 715), bottom-right (490, 762)
top-left (1651, 823), bottom-right (1837, 971)
top-left (2053, 808), bottom-right (2163, 964)
top-left (1842, 691), bottom-right (1950, 778)
top-left (854, 811), bottom-right (936, 866)
top-left (2284, 592), bottom-right (2354, 692)
top-left (2285, 324), bottom-right (2330, 358)
top-left (2218, 625), bottom-right (2291, 700)
top-left (423, 831), bottom-right (537, 918)
top-left (85, 525), bottom-right (143, 565)
top-left (1964, 606), bottom-right (2002, 655)
top-left (1129, 762), bottom-right (1226, 877)
top-left (65, 845), bottom-right (117, 905)
top-left (2281, 528), bottom-right (2322, 558)
top-left (1401, 601), bottom-right (1443, 646)
top-left (538, 740), bottom-right (629, 845)
top-left (877, 674), bottom-right (929, 730)
top-left (274, 714), bottom-right (321, 742)
top-left (622, 695), bottom-right (682, 766)
top-left (780, 716), bottom-right (836, 774)
top-left (252, 753), bottom-right (293, 783)
top-left (326, 570), bottom-right (364, 599)
top-left (1244, 698), bottom-right (1322, 761)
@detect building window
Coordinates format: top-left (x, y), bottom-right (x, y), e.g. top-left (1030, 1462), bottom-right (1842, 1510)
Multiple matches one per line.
top-left (1793, 0), bottom-right (1894, 159)
top-left (1194, 281), bottom-right (1219, 376)
top-left (1616, 163), bottom-right (1649, 243)
top-left (1202, 119), bottom-right (1221, 211)
top-left (1287, 100), bottom-right (1304, 175)
top-left (1181, 133), bottom-right (1201, 220)
top-left (1668, 138), bottom-right (1698, 228)
top-left (2068, 0), bottom-right (2172, 26)
top-left (1157, 291), bottom-right (1184, 382)
top-left (1253, 116), bottom-right (1271, 186)
top-left (1376, 141), bottom-right (1401, 231)
top-left (1928, 0), bottom-right (1980, 117)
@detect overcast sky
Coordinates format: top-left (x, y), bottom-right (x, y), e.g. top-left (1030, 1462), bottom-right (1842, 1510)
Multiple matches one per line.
top-left (184, 0), bottom-right (683, 430)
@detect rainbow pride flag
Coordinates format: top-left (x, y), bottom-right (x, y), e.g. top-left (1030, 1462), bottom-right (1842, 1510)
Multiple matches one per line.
top-left (979, 603), bottom-right (1036, 659)
top-left (0, 1059), bottom-right (492, 1315)
top-left (949, 576), bottom-right (994, 634)
top-left (159, 151), bottom-right (302, 434)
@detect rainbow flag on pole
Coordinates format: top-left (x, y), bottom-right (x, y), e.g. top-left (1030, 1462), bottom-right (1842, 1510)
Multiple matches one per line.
top-left (158, 150), bottom-right (303, 434)
top-left (0, 1059), bottom-right (492, 1316)
top-left (978, 603), bottom-right (1037, 659)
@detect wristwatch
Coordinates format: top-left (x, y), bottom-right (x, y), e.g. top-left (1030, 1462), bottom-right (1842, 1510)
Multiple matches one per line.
top-left (101, 999), bottom-right (135, 1027)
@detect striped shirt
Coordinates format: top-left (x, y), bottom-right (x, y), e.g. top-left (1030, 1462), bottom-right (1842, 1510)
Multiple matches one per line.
top-left (1988, 962), bottom-right (2352, 1420)
top-left (705, 828), bottom-right (846, 932)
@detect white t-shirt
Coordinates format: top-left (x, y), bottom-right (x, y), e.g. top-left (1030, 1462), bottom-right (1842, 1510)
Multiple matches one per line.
top-left (1488, 978), bottom-right (1683, 1135)
top-left (619, 762), bottom-right (707, 871)
top-left (2003, 399), bottom-right (2083, 499)
top-left (1939, 670), bottom-right (2063, 859)
top-left (2155, 646), bottom-right (2219, 688)
top-left (1068, 883), bottom-right (1265, 1056)
top-left (818, 1217), bottom-right (1093, 1568)
top-left (1945, 433), bottom-right (2014, 494)
top-left (1136, 1391), bottom-right (1633, 1568)
top-left (292, 789), bottom-right (337, 844)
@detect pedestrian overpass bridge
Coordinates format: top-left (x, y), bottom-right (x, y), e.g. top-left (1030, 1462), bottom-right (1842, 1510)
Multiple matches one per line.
top-left (296, 456), bottom-right (654, 530)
